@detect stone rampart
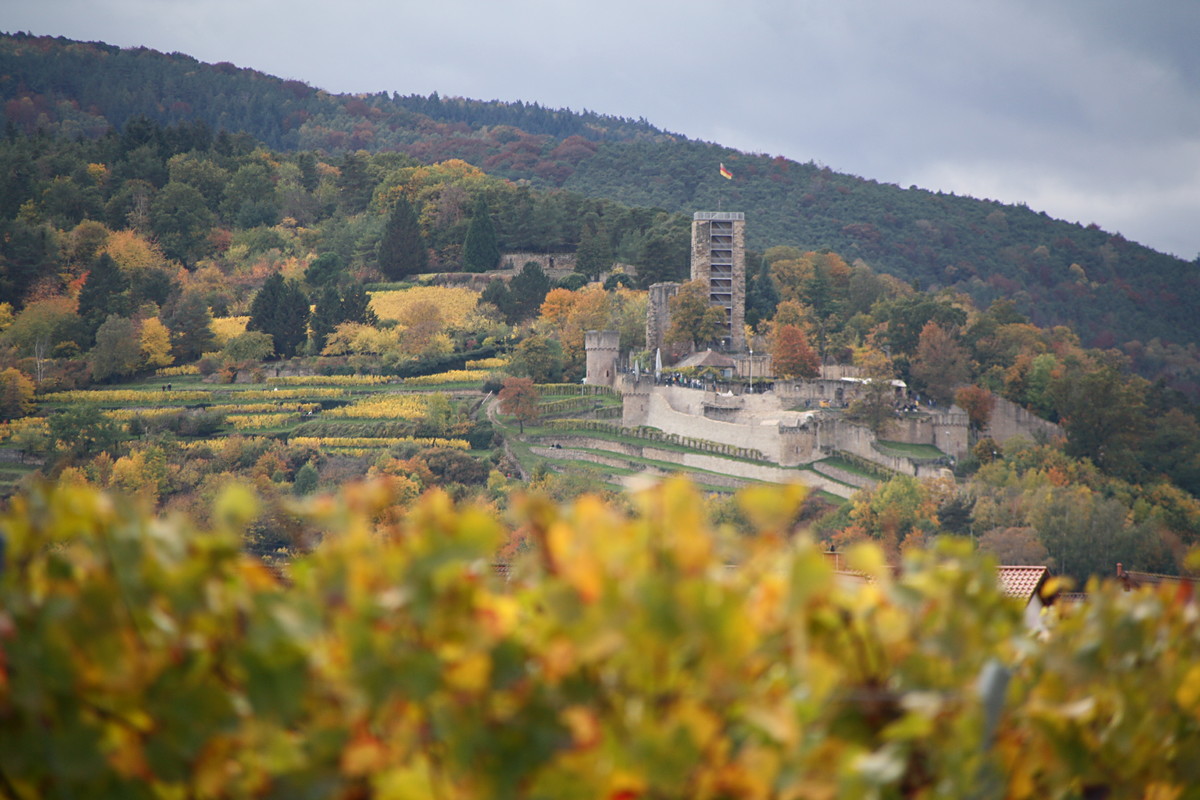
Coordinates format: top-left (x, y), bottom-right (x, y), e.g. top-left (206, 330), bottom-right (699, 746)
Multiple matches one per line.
top-left (536, 437), bottom-right (856, 498)
top-left (985, 396), bottom-right (1062, 445)
top-left (881, 408), bottom-right (969, 460)
top-left (812, 461), bottom-right (878, 490)
top-left (639, 391), bottom-right (790, 464)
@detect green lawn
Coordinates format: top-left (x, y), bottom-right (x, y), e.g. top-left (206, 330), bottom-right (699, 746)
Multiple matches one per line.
top-left (875, 440), bottom-right (947, 459)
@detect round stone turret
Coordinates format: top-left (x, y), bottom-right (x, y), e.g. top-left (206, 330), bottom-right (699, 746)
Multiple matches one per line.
top-left (584, 329), bottom-right (620, 387)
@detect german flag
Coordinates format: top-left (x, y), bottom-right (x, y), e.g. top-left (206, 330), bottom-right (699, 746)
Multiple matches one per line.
top-left (719, 163), bottom-right (733, 180)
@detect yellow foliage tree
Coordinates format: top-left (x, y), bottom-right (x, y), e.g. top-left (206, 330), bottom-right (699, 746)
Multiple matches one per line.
top-left (139, 317), bottom-right (174, 368)
top-left (100, 229), bottom-right (170, 274)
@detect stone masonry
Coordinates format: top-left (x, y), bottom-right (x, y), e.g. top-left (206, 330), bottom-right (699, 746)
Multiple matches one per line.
top-left (690, 211), bottom-right (746, 351)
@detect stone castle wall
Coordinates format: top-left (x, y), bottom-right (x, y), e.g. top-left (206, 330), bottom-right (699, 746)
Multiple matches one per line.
top-left (882, 409), bottom-right (970, 460)
top-left (985, 396), bottom-right (1063, 445)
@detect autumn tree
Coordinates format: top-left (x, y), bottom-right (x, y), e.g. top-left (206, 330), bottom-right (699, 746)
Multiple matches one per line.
top-left (838, 475), bottom-right (942, 562)
top-left (377, 196), bottom-right (428, 280)
top-left (0, 367), bottom-right (35, 421)
top-left (846, 345), bottom-right (898, 435)
top-left (955, 384), bottom-right (995, 433)
top-left (977, 527), bottom-right (1049, 566)
top-left (139, 317), bottom-right (174, 369)
top-left (665, 280), bottom-right (725, 350)
top-left (511, 334), bottom-right (564, 384)
top-left (89, 315), bottom-right (142, 382)
top-left (772, 324), bottom-right (821, 379)
top-left (498, 376), bottom-right (540, 433)
top-left (222, 331), bottom-right (275, 363)
top-left (1049, 363), bottom-right (1147, 480)
top-left (910, 321), bottom-right (970, 405)
top-left (397, 300), bottom-right (445, 357)
top-left (2, 297), bottom-right (81, 383)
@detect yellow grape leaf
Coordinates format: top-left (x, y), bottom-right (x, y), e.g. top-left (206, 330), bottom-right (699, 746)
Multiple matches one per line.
top-left (474, 593), bottom-right (519, 639)
top-left (1174, 665), bottom-right (1200, 717)
top-left (444, 650), bottom-right (491, 693)
top-left (374, 758), bottom-right (437, 800)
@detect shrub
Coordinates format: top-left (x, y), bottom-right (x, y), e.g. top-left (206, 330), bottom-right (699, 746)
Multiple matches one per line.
top-left (3, 479), bottom-right (1200, 798)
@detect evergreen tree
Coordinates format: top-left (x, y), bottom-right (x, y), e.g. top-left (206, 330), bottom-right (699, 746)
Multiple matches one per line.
top-left (462, 195), bottom-right (500, 273)
top-left (336, 151), bottom-right (373, 215)
top-left (248, 273), bottom-right (310, 359)
top-left (162, 291), bottom-right (215, 362)
top-left (149, 182), bottom-right (215, 266)
top-left (310, 283), bottom-right (376, 353)
top-left (637, 234), bottom-right (685, 289)
top-left (77, 253), bottom-right (130, 345)
top-left (339, 283), bottom-right (377, 327)
top-left (377, 196), bottom-right (427, 280)
top-left (574, 217), bottom-right (612, 282)
top-left (305, 252), bottom-right (344, 288)
top-left (507, 262), bottom-right (551, 323)
top-left (309, 286), bottom-right (342, 353)
top-left (745, 256), bottom-right (780, 329)
top-left (479, 280), bottom-right (513, 321)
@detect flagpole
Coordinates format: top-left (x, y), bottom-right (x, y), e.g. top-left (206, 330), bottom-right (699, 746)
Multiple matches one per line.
top-left (718, 162), bottom-right (732, 210)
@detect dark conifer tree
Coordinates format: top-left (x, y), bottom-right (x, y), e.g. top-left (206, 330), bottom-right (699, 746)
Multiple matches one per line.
top-left (377, 196), bottom-right (427, 280)
top-left (336, 151), bottom-right (373, 215)
top-left (309, 286), bottom-right (342, 353)
top-left (462, 195), bottom-right (500, 273)
top-left (339, 283), bottom-right (377, 327)
top-left (162, 291), bottom-right (215, 362)
top-left (637, 234), bottom-right (686, 289)
top-left (309, 282), bottom-right (378, 353)
top-left (574, 217), bottom-right (612, 282)
top-left (77, 253), bottom-right (130, 345)
top-left (507, 262), bottom-right (551, 323)
top-left (479, 279), bottom-right (513, 322)
top-left (248, 273), bottom-right (310, 358)
top-left (745, 256), bottom-right (781, 328)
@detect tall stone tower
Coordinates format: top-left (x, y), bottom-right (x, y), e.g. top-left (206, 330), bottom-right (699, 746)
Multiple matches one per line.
top-left (584, 329), bottom-right (620, 387)
top-left (690, 211), bottom-right (746, 350)
top-left (645, 282), bottom-right (680, 354)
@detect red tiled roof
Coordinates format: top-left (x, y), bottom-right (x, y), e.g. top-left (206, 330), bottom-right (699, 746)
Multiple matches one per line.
top-left (997, 565), bottom-right (1048, 602)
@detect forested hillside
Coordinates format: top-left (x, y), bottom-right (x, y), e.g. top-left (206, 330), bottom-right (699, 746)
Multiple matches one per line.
top-left (2, 93), bottom-right (1200, 582)
top-left (3, 31), bottom-right (1199, 354)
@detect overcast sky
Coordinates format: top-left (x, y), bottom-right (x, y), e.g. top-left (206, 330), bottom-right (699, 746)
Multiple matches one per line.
top-left (9, 0), bottom-right (1200, 259)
